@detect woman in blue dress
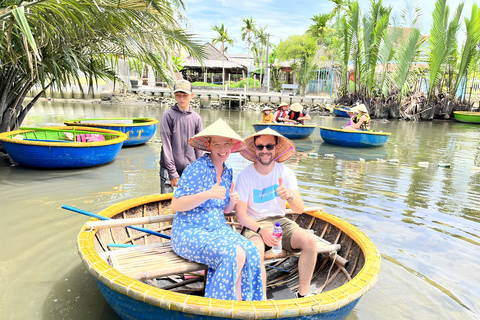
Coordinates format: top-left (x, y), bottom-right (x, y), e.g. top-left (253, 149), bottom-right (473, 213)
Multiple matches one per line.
top-left (171, 119), bottom-right (264, 301)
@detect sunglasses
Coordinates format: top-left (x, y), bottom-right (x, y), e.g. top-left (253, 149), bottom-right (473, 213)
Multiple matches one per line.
top-left (255, 144), bottom-right (276, 151)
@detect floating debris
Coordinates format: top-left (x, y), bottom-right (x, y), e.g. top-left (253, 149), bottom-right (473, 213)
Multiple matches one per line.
top-left (387, 159), bottom-right (399, 164)
top-left (418, 162), bottom-right (429, 167)
top-left (438, 163), bottom-right (451, 168)
top-left (308, 152), bottom-right (318, 157)
top-left (154, 140), bottom-right (161, 143)
top-left (471, 166), bottom-right (480, 172)
top-left (324, 154), bottom-right (335, 159)
top-left (359, 158), bottom-right (365, 162)
top-left (376, 158), bottom-right (386, 162)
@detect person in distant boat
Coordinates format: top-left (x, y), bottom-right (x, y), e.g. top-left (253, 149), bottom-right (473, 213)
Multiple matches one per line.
top-left (273, 102), bottom-right (289, 123)
top-left (159, 79), bottom-right (203, 194)
top-left (235, 129), bottom-right (317, 299)
top-left (260, 105), bottom-right (274, 123)
top-left (342, 107), bottom-right (360, 128)
top-left (284, 103), bottom-right (311, 125)
top-left (171, 119), bottom-right (264, 301)
top-left (343, 104), bottom-right (370, 131)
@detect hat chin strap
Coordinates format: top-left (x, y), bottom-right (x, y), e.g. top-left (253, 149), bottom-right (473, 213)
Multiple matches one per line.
top-left (199, 137), bottom-right (212, 152)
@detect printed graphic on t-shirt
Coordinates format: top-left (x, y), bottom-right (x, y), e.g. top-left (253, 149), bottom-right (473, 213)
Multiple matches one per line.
top-left (253, 184), bottom-right (279, 203)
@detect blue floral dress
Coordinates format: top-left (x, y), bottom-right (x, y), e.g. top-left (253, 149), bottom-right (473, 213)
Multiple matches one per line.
top-left (172, 154), bottom-right (264, 301)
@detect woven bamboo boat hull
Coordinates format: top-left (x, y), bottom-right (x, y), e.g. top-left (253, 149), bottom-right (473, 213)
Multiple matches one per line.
top-left (77, 194), bottom-right (380, 320)
top-left (319, 126), bottom-right (390, 148)
top-left (453, 111), bottom-right (480, 124)
top-left (333, 106), bottom-right (350, 118)
top-left (0, 126), bottom-right (127, 168)
top-left (252, 123), bottom-right (317, 139)
top-left (65, 118), bottom-right (158, 146)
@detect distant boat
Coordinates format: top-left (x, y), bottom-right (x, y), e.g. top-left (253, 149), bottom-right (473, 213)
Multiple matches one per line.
top-left (453, 111), bottom-right (480, 124)
top-left (76, 193), bottom-right (380, 320)
top-left (333, 106), bottom-right (351, 117)
top-left (65, 117), bottom-right (158, 146)
top-left (0, 126), bottom-right (126, 168)
top-left (319, 126), bottom-right (391, 147)
top-left (252, 123), bottom-right (317, 139)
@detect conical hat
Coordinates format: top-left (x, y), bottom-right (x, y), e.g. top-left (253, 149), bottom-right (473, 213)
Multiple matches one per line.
top-left (241, 128), bottom-right (296, 163)
top-left (290, 103), bottom-right (303, 112)
top-left (356, 104), bottom-right (369, 113)
top-left (262, 106), bottom-right (273, 112)
top-left (188, 119), bottom-right (246, 153)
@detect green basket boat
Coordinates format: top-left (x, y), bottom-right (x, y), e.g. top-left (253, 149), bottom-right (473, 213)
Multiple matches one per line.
top-left (453, 111), bottom-right (480, 124)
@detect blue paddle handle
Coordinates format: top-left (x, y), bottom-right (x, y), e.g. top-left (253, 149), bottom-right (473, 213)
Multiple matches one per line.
top-left (62, 205), bottom-right (171, 239)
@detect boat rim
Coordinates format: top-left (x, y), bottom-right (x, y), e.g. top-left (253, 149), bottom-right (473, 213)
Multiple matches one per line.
top-left (453, 111), bottom-right (480, 116)
top-left (318, 126), bottom-right (391, 136)
top-left (77, 193), bottom-right (381, 319)
top-left (253, 123), bottom-right (317, 128)
top-left (64, 118), bottom-right (159, 127)
top-left (0, 126), bottom-right (127, 147)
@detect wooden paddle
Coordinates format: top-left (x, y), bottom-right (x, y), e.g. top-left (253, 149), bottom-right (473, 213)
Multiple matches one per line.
top-left (19, 127), bottom-right (121, 136)
top-left (84, 206), bottom-right (324, 230)
top-left (62, 205), bottom-right (171, 240)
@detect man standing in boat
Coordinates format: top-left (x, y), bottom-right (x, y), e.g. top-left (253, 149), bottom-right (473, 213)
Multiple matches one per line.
top-left (235, 129), bottom-right (317, 298)
top-left (159, 79), bottom-right (203, 194)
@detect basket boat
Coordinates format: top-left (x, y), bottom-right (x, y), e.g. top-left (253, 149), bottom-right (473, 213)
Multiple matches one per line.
top-left (453, 111), bottom-right (480, 124)
top-left (332, 106), bottom-right (350, 118)
top-left (252, 123), bottom-right (317, 139)
top-left (77, 194), bottom-right (380, 320)
top-left (65, 117), bottom-right (158, 146)
top-left (319, 126), bottom-right (391, 148)
top-left (0, 126), bottom-right (126, 168)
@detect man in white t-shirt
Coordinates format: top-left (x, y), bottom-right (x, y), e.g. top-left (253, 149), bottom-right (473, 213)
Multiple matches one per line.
top-left (235, 128), bottom-right (317, 299)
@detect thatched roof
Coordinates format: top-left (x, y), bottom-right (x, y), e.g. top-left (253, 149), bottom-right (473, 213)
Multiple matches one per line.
top-left (183, 43), bottom-right (247, 71)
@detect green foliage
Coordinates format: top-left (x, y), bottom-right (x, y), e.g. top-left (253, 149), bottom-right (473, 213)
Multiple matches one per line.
top-left (0, 0), bottom-right (206, 132)
top-left (427, 0), bottom-right (464, 101)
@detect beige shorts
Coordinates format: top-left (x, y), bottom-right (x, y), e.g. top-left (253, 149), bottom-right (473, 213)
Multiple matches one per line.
top-left (242, 216), bottom-right (301, 253)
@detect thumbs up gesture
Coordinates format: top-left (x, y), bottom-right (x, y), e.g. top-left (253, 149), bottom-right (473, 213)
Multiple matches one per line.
top-left (276, 177), bottom-right (289, 200)
top-left (229, 182), bottom-right (239, 205)
top-left (210, 178), bottom-right (226, 199)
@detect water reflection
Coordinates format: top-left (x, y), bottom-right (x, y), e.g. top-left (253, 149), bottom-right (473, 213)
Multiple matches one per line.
top-left (1, 100), bottom-right (480, 319)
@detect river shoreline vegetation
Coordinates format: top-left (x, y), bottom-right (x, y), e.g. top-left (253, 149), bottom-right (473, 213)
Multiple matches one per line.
top-left (2, 0), bottom-right (480, 150)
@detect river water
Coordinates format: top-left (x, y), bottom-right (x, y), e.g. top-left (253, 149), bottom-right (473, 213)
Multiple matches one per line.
top-left (0, 99), bottom-right (479, 320)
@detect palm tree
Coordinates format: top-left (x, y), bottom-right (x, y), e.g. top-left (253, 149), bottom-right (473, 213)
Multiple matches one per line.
top-left (426, 0), bottom-right (463, 102)
top-left (0, 0), bottom-right (206, 135)
top-left (211, 23), bottom-right (235, 88)
top-left (254, 25), bottom-right (268, 88)
top-left (211, 23), bottom-right (235, 54)
top-left (307, 13), bottom-right (331, 43)
top-left (241, 17), bottom-right (257, 82)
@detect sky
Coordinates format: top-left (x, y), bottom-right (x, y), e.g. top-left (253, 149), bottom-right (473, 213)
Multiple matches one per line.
top-left (181, 0), bottom-right (476, 55)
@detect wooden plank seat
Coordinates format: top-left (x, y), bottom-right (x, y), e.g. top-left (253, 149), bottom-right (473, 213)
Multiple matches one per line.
top-left (99, 237), bottom-right (341, 282)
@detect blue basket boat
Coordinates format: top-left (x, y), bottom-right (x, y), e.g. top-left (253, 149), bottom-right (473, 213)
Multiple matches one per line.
top-left (252, 123), bottom-right (317, 139)
top-left (333, 106), bottom-right (351, 118)
top-left (0, 126), bottom-right (127, 168)
top-left (65, 117), bottom-right (158, 146)
top-left (319, 126), bottom-right (391, 147)
top-left (76, 194), bottom-right (380, 320)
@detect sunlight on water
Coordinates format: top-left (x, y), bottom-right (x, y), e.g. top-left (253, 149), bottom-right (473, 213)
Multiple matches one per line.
top-left (0, 100), bottom-right (479, 319)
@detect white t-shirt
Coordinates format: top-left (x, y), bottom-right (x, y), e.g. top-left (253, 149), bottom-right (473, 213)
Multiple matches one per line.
top-left (235, 162), bottom-right (298, 220)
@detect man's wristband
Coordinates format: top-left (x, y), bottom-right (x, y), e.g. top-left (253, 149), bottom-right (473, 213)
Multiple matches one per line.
top-left (256, 226), bottom-right (263, 234)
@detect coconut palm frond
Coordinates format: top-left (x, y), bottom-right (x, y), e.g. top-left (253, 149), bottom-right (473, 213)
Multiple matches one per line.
top-left (427, 0), bottom-right (463, 101)
top-left (392, 28), bottom-right (421, 102)
top-left (452, 4), bottom-right (480, 95)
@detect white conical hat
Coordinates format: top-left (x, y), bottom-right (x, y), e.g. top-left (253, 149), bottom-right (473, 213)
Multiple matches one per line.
top-left (188, 119), bottom-right (246, 153)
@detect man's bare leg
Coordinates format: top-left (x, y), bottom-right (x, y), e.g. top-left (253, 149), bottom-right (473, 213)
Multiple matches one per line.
top-left (291, 229), bottom-right (317, 296)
